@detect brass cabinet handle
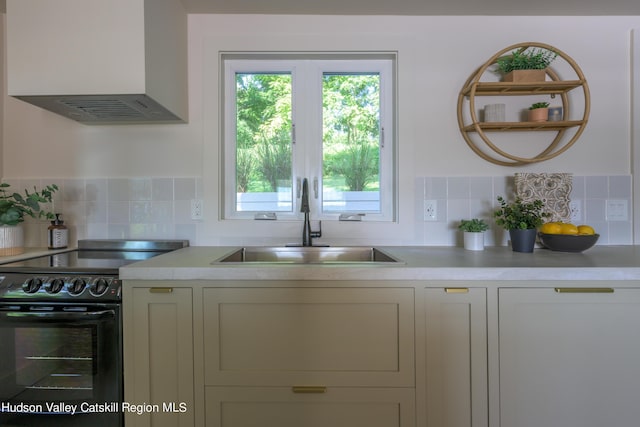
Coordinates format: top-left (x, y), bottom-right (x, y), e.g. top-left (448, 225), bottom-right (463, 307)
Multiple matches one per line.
top-left (292, 386), bottom-right (327, 394)
top-left (445, 288), bottom-right (469, 294)
top-left (554, 288), bottom-right (614, 294)
top-left (149, 287), bottom-right (173, 293)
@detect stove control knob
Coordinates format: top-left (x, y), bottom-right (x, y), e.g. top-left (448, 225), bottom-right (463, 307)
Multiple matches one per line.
top-left (44, 278), bottom-right (65, 294)
top-left (67, 278), bottom-right (87, 296)
top-left (23, 278), bottom-right (43, 293)
top-left (90, 278), bottom-right (110, 296)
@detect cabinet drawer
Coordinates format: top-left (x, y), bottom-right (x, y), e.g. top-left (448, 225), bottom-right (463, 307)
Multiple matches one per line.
top-left (205, 386), bottom-right (415, 427)
top-left (203, 287), bottom-right (414, 386)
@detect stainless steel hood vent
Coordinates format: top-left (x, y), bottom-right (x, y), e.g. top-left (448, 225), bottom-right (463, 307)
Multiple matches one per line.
top-left (16, 95), bottom-right (184, 124)
top-left (7, 0), bottom-right (188, 124)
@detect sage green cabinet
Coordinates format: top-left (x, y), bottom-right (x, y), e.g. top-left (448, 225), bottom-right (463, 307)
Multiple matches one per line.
top-left (123, 285), bottom-right (194, 427)
top-left (121, 277), bottom-right (640, 427)
top-left (202, 286), bottom-right (416, 427)
top-left (498, 287), bottom-right (640, 427)
top-left (423, 287), bottom-right (488, 427)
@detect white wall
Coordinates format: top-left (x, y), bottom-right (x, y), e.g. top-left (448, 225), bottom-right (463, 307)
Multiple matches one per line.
top-left (1, 15), bottom-right (637, 246)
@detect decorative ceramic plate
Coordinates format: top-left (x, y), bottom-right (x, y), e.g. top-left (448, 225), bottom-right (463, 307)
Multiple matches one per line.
top-left (515, 173), bottom-right (572, 222)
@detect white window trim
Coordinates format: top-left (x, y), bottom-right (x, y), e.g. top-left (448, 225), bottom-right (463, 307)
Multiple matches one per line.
top-left (221, 53), bottom-right (397, 222)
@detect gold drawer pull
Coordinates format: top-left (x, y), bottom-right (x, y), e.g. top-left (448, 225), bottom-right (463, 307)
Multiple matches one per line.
top-left (149, 287), bottom-right (173, 293)
top-left (292, 386), bottom-right (327, 394)
top-left (554, 288), bottom-right (614, 294)
top-left (445, 288), bottom-right (469, 294)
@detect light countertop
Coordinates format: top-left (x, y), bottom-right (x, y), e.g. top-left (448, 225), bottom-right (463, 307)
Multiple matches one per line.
top-left (119, 245), bottom-right (640, 282)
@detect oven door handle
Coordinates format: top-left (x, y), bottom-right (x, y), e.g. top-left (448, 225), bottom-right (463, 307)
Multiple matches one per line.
top-left (0, 309), bottom-right (116, 321)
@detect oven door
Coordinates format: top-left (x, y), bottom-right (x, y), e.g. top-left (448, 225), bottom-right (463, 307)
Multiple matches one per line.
top-left (0, 303), bottom-right (122, 427)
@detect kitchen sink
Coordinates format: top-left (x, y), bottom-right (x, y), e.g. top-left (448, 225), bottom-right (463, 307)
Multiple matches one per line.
top-left (213, 246), bottom-right (403, 264)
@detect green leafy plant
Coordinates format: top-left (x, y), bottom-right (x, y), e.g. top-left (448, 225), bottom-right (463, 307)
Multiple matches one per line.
top-left (0, 183), bottom-right (59, 226)
top-left (493, 196), bottom-right (550, 230)
top-left (496, 48), bottom-right (557, 74)
top-left (458, 218), bottom-right (490, 233)
top-left (529, 102), bottom-right (550, 110)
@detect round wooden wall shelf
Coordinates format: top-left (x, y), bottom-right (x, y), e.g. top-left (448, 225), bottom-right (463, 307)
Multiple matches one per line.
top-left (457, 42), bottom-right (590, 166)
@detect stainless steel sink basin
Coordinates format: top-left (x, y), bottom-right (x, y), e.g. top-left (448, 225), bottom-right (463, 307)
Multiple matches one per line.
top-left (213, 246), bottom-right (403, 264)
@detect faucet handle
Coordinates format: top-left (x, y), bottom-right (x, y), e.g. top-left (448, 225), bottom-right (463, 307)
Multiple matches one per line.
top-left (310, 220), bottom-right (322, 238)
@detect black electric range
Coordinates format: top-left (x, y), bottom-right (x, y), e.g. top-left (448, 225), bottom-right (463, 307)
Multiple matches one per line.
top-left (0, 239), bottom-right (188, 427)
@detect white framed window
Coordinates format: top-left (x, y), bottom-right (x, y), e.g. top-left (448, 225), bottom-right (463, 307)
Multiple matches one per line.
top-left (222, 53), bottom-right (396, 221)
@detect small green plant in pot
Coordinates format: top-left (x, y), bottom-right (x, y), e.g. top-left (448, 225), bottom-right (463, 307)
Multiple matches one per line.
top-left (0, 183), bottom-right (59, 255)
top-left (528, 101), bottom-right (550, 122)
top-left (459, 218), bottom-right (490, 251)
top-left (496, 48), bottom-right (557, 82)
top-left (459, 219), bottom-right (490, 233)
top-left (493, 196), bottom-right (549, 253)
top-left (0, 183), bottom-right (59, 225)
top-left (529, 102), bottom-right (550, 110)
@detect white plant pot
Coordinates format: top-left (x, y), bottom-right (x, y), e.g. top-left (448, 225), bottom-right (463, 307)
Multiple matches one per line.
top-left (0, 224), bottom-right (25, 256)
top-left (463, 231), bottom-right (485, 251)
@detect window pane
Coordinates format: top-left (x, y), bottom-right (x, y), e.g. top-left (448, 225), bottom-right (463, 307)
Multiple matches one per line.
top-left (322, 73), bottom-right (381, 213)
top-left (235, 73), bottom-right (293, 212)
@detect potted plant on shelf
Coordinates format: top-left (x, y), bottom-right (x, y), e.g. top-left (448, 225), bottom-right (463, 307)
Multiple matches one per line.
top-left (528, 102), bottom-right (550, 122)
top-left (493, 196), bottom-right (549, 253)
top-left (458, 218), bottom-right (490, 251)
top-left (0, 183), bottom-right (59, 256)
top-left (495, 48), bottom-right (557, 82)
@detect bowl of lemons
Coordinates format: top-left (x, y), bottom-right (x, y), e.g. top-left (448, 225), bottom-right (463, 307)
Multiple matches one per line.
top-left (538, 222), bottom-right (599, 252)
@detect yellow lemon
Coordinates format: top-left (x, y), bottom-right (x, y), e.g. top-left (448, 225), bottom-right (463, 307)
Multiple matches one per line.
top-left (540, 222), bottom-right (563, 234)
top-left (577, 225), bottom-right (596, 235)
top-left (559, 222), bottom-right (579, 235)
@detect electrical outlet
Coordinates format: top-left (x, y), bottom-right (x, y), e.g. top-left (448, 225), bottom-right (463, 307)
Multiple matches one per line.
top-left (606, 199), bottom-right (628, 221)
top-left (569, 200), bottom-right (582, 222)
top-left (424, 199), bottom-right (438, 221)
top-left (191, 199), bottom-right (203, 220)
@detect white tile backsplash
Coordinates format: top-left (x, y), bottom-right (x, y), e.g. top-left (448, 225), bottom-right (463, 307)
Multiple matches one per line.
top-left (469, 176), bottom-right (493, 200)
top-left (424, 177), bottom-right (447, 199)
top-left (152, 178), bottom-right (174, 201)
top-left (609, 175), bottom-right (632, 198)
top-left (422, 175), bottom-right (633, 246)
top-left (174, 177), bottom-right (197, 200)
top-left (107, 179), bottom-right (131, 201)
top-left (447, 177), bottom-right (470, 198)
top-left (3, 175), bottom-right (633, 247)
top-left (130, 178), bottom-right (152, 201)
top-left (585, 176), bottom-right (608, 198)
top-left (2, 177), bottom-right (200, 245)
top-left (86, 179), bottom-right (107, 202)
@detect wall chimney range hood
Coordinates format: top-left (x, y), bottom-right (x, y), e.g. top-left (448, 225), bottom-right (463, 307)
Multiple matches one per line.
top-left (6, 0), bottom-right (188, 124)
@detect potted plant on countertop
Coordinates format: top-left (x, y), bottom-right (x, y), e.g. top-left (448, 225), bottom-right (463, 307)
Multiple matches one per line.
top-left (0, 182), bottom-right (59, 256)
top-left (495, 47), bottom-right (557, 82)
top-left (493, 196), bottom-right (550, 253)
top-left (458, 218), bottom-right (490, 251)
top-left (528, 102), bottom-right (550, 122)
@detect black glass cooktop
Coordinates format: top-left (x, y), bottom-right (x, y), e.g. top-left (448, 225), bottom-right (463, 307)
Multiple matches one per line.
top-left (0, 250), bottom-right (165, 272)
top-left (0, 240), bottom-right (189, 274)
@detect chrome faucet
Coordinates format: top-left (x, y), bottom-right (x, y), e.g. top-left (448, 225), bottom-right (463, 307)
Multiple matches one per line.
top-left (300, 178), bottom-right (321, 246)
